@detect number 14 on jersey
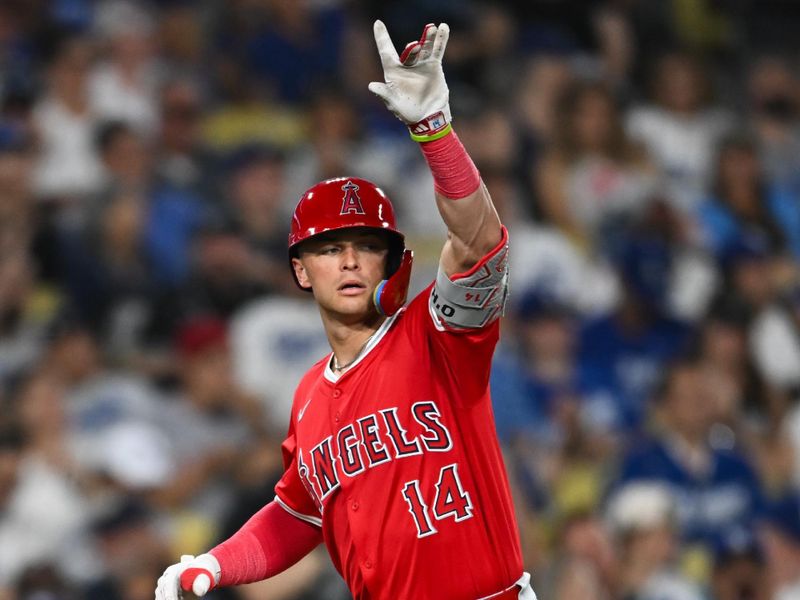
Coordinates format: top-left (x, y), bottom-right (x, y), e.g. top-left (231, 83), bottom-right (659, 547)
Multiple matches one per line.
top-left (402, 463), bottom-right (474, 537)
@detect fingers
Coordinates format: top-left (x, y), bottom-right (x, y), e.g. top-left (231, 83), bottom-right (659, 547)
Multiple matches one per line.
top-left (416, 23), bottom-right (437, 63)
top-left (193, 573), bottom-right (212, 596)
top-left (375, 20), bottom-right (449, 68)
top-left (400, 23), bottom-right (436, 65)
top-left (166, 566), bottom-right (182, 600)
top-left (399, 41), bottom-right (420, 65)
top-left (367, 81), bottom-right (390, 102)
top-left (155, 573), bottom-right (164, 600)
top-left (373, 20), bottom-right (399, 69)
top-left (431, 22), bottom-right (450, 62)
top-left (155, 557), bottom-right (193, 600)
top-left (157, 565), bottom-right (179, 600)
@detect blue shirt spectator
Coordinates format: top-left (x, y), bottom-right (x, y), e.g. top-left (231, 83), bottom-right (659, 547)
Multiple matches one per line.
top-left (492, 289), bottom-right (621, 443)
top-left (580, 234), bottom-right (691, 429)
top-left (698, 185), bottom-right (800, 259)
top-left (609, 358), bottom-right (764, 546)
top-left (616, 438), bottom-right (763, 545)
top-left (697, 131), bottom-right (800, 259)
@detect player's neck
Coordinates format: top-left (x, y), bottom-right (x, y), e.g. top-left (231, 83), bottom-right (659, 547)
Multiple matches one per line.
top-left (323, 312), bottom-right (386, 372)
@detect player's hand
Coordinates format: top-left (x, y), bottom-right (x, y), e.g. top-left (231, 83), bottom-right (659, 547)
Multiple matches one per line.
top-left (368, 20), bottom-right (452, 139)
top-left (155, 553), bottom-right (220, 600)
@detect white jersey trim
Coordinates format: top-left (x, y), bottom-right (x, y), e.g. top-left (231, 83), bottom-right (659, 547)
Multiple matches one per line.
top-left (274, 495), bottom-right (323, 527)
top-left (323, 310), bottom-right (401, 382)
top-left (478, 572), bottom-right (537, 600)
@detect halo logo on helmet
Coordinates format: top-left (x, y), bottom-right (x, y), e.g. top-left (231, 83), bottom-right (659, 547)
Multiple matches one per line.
top-left (340, 181), bottom-right (366, 215)
top-left (288, 177), bottom-right (413, 316)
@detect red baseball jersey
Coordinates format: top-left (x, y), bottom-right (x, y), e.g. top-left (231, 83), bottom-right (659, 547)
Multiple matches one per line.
top-left (275, 238), bottom-right (523, 599)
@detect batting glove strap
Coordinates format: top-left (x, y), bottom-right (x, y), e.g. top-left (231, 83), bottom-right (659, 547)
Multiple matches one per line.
top-left (409, 113), bottom-right (452, 142)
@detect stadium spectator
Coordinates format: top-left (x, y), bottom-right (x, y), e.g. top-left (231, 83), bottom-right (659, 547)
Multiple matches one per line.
top-left (223, 145), bottom-right (296, 295)
top-left (746, 55), bottom-right (800, 192)
top-left (611, 358), bottom-right (764, 548)
top-left (760, 491), bottom-right (800, 600)
top-left (32, 34), bottom-right (104, 203)
top-left (697, 132), bottom-right (800, 260)
top-left (94, 121), bottom-right (152, 196)
top-left (1, 386), bottom-right (94, 589)
top-left (627, 51), bottom-right (732, 212)
top-left (84, 501), bottom-right (170, 600)
top-left (152, 317), bottom-right (276, 527)
top-left (537, 80), bottom-right (657, 247)
top-left (711, 525), bottom-right (769, 600)
top-left (0, 251), bottom-right (55, 391)
top-left (546, 511), bottom-right (616, 600)
top-left (579, 231), bottom-right (691, 430)
top-left (606, 482), bottom-right (704, 600)
top-left (751, 283), bottom-right (800, 395)
top-left (89, 0), bottom-right (160, 135)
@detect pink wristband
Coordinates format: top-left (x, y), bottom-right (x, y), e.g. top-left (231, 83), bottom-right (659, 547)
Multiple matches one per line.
top-left (418, 130), bottom-right (481, 200)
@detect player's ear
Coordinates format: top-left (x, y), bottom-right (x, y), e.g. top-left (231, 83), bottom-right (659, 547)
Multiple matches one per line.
top-left (292, 257), bottom-right (312, 290)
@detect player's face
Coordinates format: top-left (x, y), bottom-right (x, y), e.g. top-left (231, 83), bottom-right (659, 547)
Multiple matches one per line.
top-left (292, 228), bottom-right (390, 320)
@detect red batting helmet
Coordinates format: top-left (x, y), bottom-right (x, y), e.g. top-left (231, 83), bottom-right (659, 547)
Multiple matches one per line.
top-left (288, 177), bottom-right (413, 316)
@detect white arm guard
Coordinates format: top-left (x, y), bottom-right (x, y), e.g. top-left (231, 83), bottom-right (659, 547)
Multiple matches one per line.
top-left (430, 235), bottom-right (509, 330)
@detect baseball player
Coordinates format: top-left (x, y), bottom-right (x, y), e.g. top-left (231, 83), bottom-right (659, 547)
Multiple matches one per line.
top-left (156, 20), bottom-right (536, 600)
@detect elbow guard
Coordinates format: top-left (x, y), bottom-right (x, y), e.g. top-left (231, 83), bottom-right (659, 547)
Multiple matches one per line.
top-left (430, 227), bottom-right (509, 329)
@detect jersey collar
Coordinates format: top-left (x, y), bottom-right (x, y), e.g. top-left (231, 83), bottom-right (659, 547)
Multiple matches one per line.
top-left (323, 309), bottom-right (401, 382)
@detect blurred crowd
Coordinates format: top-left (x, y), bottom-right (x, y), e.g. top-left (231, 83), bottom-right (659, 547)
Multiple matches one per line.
top-left (1, 0), bottom-right (800, 599)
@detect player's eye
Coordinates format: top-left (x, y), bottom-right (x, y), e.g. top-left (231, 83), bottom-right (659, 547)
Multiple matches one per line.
top-left (319, 245), bottom-right (339, 255)
top-left (359, 239), bottom-right (385, 252)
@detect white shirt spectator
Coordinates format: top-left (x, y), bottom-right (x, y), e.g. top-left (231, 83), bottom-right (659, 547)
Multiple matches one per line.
top-left (0, 455), bottom-right (96, 586)
top-left (565, 156), bottom-right (657, 232)
top-left (627, 106), bottom-right (732, 211)
top-left (32, 97), bottom-right (104, 198)
top-left (65, 373), bottom-right (170, 484)
top-left (750, 305), bottom-right (800, 390)
top-left (776, 580), bottom-right (800, 600)
top-left (231, 296), bottom-right (331, 425)
top-left (89, 62), bottom-right (160, 135)
top-left (508, 223), bottom-right (619, 316)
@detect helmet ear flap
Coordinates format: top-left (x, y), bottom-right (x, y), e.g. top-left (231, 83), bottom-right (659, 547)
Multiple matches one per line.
top-left (374, 249), bottom-right (414, 316)
top-left (384, 233), bottom-right (405, 278)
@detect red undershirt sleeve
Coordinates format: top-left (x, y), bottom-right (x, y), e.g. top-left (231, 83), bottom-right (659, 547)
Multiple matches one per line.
top-left (209, 501), bottom-right (323, 586)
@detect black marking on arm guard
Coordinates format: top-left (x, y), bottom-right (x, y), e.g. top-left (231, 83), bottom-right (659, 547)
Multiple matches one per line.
top-left (430, 239), bottom-right (509, 329)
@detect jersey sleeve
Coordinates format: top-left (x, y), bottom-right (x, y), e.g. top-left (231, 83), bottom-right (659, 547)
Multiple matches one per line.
top-left (403, 227), bottom-right (509, 406)
top-left (274, 420), bottom-right (323, 527)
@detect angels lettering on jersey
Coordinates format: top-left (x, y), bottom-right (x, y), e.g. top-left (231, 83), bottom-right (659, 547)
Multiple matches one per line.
top-left (297, 401), bottom-right (452, 509)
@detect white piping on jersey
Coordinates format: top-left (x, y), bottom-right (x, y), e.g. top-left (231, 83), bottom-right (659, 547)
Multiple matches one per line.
top-left (274, 495), bottom-right (323, 527)
top-left (477, 572), bottom-right (536, 600)
top-left (427, 292), bottom-right (447, 332)
top-left (323, 310), bottom-right (401, 382)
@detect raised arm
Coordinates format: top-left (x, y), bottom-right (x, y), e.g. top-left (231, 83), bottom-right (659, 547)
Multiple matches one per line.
top-left (369, 21), bottom-right (502, 276)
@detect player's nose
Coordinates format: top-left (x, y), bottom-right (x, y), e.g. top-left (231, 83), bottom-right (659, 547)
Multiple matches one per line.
top-left (340, 245), bottom-right (360, 270)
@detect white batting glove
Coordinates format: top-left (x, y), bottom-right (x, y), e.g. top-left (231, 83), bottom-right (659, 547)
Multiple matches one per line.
top-left (154, 553), bottom-right (221, 600)
top-left (368, 20), bottom-right (452, 141)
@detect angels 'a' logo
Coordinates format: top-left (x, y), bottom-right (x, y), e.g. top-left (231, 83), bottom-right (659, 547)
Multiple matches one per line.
top-left (340, 180), bottom-right (366, 215)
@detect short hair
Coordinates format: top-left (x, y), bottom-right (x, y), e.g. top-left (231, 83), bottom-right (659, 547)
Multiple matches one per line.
top-left (652, 354), bottom-right (702, 403)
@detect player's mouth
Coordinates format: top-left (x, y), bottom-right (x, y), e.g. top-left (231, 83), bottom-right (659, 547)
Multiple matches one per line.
top-left (338, 280), bottom-right (367, 296)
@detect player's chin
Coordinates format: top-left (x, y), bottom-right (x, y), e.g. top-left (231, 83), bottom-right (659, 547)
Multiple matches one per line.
top-left (331, 292), bottom-right (375, 317)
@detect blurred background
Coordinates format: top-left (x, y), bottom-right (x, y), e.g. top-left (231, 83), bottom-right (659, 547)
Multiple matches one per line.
top-left (1, 0), bottom-right (800, 599)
